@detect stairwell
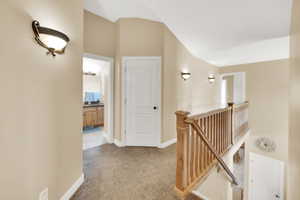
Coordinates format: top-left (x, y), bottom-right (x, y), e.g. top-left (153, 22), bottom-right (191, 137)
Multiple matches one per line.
top-left (175, 102), bottom-right (249, 200)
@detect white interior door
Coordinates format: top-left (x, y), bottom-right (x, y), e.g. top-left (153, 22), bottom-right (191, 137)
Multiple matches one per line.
top-left (249, 153), bottom-right (284, 200)
top-left (124, 57), bottom-right (161, 147)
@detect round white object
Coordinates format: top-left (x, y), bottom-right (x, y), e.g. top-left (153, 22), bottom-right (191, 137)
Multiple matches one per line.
top-left (255, 137), bottom-right (276, 152)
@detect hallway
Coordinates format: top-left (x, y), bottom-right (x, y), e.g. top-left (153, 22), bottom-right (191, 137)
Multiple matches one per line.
top-left (71, 144), bottom-right (180, 200)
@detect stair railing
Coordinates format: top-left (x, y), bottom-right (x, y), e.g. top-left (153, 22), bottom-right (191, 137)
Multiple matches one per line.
top-left (175, 102), bottom-right (249, 198)
top-left (231, 102), bottom-right (249, 143)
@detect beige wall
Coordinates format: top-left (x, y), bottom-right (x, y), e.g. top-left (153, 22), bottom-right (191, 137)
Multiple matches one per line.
top-left (118, 18), bottom-right (164, 56)
top-left (83, 15), bottom-right (165, 141)
top-left (162, 27), bottom-right (220, 142)
top-left (220, 60), bottom-right (289, 162)
top-left (84, 11), bottom-right (116, 57)
top-left (221, 60), bottom-right (289, 199)
top-left (83, 14), bottom-right (220, 143)
top-left (289, 0), bottom-right (300, 199)
top-left (114, 18), bottom-right (164, 141)
top-left (0, 1), bottom-right (83, 200)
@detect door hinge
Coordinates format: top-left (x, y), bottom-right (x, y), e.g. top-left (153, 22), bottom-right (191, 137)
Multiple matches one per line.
top-left (124, 98), bottom-right (127, 104)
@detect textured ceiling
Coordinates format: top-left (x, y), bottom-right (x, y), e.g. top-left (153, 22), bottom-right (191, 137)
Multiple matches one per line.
top-left (85, 0), bottom-right (292, 66)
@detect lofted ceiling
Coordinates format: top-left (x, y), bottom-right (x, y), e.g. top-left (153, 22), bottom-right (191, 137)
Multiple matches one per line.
top-left (84, 0), bottom-right (293, 66)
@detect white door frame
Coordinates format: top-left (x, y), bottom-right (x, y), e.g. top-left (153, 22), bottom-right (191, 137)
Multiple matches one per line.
top-left (220, 72), bottom-right (246, 105)
top-left (122, 56), bottom-right (162, 147)
top-left (83, 53), bottom-right (114, 144)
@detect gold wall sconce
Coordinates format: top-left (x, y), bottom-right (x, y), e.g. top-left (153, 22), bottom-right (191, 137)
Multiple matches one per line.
top-left (32, 20), bottom-right (70, 56)
top-left (208, 74), bottom-right (216, 84)
top-left (181, 72), bottom-right (191, 81)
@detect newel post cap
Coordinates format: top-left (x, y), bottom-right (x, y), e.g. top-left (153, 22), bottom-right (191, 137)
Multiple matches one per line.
top-left (227, 102), bottom-right (234, 107)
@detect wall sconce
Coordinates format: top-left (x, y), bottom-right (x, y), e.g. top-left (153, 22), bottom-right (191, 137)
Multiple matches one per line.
top-left (208, 74), bottom-right (215, 84)
top-left (32, 20), bottom-right (70, 57)
top-left (181, 72), bottom-right (191, 81)
top-left (83, 72), bottom-right (96, 76)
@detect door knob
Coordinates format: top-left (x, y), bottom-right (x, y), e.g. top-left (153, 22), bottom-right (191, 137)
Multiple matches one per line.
top-left (153, 106), bottom-right (158, 110)
top-left (275, 194), bottom-right (280, 198)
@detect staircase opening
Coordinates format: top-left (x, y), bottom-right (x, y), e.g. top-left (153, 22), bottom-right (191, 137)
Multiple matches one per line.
top-left (175, 102), bottom-right (249, 199)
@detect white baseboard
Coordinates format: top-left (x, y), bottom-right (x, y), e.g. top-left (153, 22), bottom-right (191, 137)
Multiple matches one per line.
top-left (114, 138), bottom-right (176, 148)
top-left (159, 138), bottom-right (177, 148)
top-left (83, 140), bottom-right (106, 151)
top-left (114, 139), bottom-right (125, 147)
top-left (83, 136), bottom-right (107, 151)
top-left (103, 133), bottom-right (113, 144)
top-left (60, 174), bottom-right (84, 200)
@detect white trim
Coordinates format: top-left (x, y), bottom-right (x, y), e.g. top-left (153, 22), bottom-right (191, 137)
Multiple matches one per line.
top-left (220, 72), bottom-right (246, 105)
top-left (82, 136), bottom-right (107, 151)
top-left (122, 56), bottom-right (163, 60)
top-left (103, 132), bottom-right (112, 144)
top-left (60, 174), bottom-right (84, 200)
top-left (159, 138), bottom-right (177, 148)
top-left (114, 139), bottom-right (125, 147)
top-left (83, 53), bottom-right (114, 63)
top-left (122, 56), bottom-right (162, 147)
top-left (220, 79), bottom-right (227, 106)
top-left (83, 53), bottom-right (114, 143)
top-left (121, 58), bottom-right (127, 146)
top-left (192, 190), bottom-right (209, 200)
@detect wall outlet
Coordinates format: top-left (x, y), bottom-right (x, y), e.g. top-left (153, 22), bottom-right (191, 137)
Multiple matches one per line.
top-left (39, 188), bottom-right (48, 200)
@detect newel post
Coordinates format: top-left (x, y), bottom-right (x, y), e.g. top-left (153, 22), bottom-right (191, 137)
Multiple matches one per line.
top-left (227, 102), bottom-right (234, 145)
top-left (175, 111), bottom-right (190, 192)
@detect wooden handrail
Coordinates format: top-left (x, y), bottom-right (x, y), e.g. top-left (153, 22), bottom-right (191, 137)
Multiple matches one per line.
top-left (185, 119), bottom-right (238, 185)
top-left (175, 102), bottom-right (249, 198)
top-left (188, 107), bottom-right (229, 120)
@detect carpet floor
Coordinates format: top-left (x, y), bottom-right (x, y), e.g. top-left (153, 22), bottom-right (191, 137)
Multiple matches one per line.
top-left (71, 144), bottom-right (185, 200)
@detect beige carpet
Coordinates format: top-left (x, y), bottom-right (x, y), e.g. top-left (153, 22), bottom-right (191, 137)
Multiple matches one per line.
top-left (71, 144), bottom-right (185, 200)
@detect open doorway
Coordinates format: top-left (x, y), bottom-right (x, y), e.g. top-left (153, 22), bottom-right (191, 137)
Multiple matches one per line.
top-left (82, 54), bottom-right (114, 150)
top-left (221, 72), bottom-right (246, 106)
